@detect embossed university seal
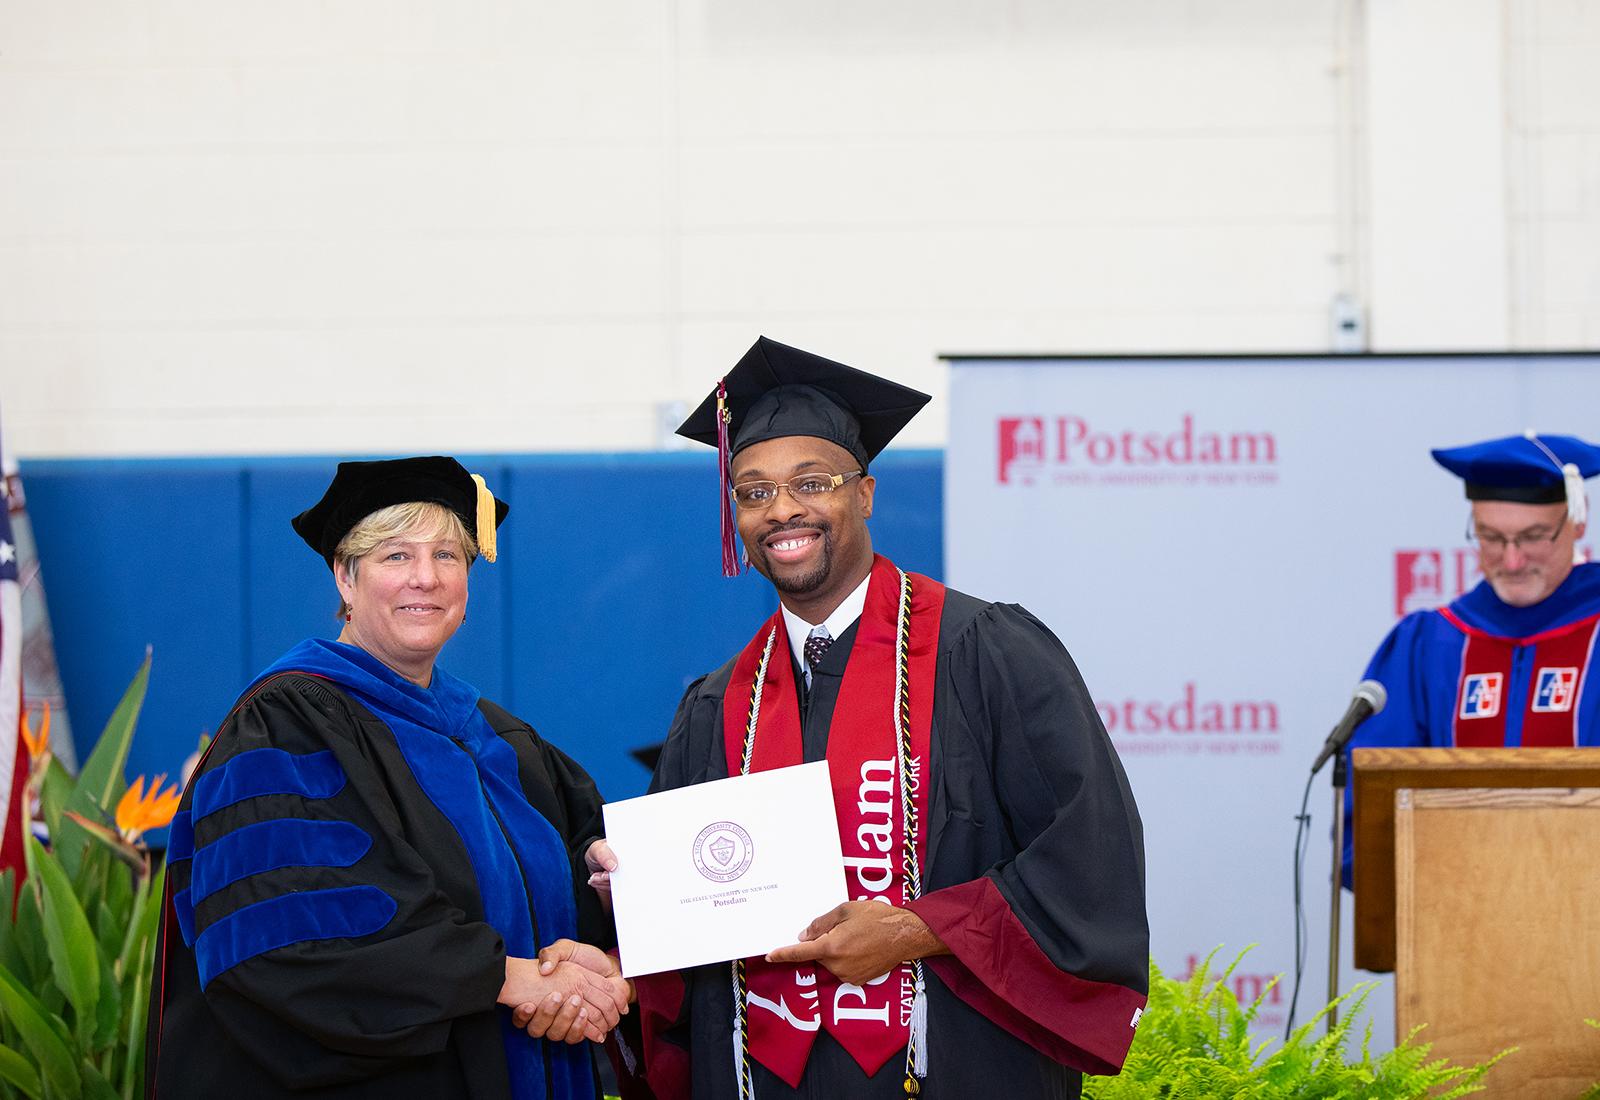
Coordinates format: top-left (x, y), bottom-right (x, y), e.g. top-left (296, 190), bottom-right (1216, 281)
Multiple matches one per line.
top-left (692, 820), bottom-right (754, 883)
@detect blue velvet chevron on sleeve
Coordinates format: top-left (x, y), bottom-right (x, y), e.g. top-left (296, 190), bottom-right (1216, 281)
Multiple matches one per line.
top-left (169, 745), bottom-right (393, 984)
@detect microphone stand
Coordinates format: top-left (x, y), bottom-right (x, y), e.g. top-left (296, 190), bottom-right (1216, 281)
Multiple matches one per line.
top-left (1326, 749), bottom-right (1347, 1034)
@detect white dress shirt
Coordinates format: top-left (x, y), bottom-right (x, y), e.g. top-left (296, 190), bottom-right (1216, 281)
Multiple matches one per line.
top-left (780, 572), bottom-right (872, 686)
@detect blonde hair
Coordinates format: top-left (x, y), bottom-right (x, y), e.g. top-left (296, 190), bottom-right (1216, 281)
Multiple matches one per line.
top-left (333, 502), bottom-right (475, 619)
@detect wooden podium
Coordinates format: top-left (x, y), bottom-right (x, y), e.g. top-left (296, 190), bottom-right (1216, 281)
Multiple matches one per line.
top-left (1351, 748), bottom-right (1600, 1097)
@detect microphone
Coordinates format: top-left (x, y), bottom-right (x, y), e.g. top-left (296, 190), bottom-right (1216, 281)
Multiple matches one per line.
top-left (1310, 680), bottom-right (1387, 775)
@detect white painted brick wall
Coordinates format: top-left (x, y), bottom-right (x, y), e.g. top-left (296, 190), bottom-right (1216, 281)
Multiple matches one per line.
top-left (8, 0), bottom-right (1583, 457)
top-left (1507, 0), bottom-right (1600, 347)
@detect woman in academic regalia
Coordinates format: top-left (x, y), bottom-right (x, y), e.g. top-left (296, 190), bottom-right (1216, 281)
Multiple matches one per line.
top-left (146, 456), bottom-right (626, 1100)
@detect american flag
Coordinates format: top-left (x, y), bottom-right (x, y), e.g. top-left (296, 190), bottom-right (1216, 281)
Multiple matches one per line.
top-left (0, 420), bottom-right (22, 880)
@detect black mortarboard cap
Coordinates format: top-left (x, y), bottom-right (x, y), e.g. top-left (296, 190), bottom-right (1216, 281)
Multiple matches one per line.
top-left (675, 336), bottom-right (932, 575)
top-left (676, 336), bottom-right (931, 468)
top-left (291, 456), bottom-right (510, 569)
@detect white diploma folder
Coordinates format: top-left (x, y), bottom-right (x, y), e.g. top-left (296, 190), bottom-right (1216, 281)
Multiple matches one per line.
top-left (603, 761), bottom-right (846, 978)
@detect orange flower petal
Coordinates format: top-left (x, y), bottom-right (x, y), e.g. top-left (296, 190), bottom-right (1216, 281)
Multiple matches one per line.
top-left (142, 776), bottom-right (182, 832)
top-left (114, 776), bottom-right (148, 837)
top-left (19, 703), bottom-right (50, 761)
top-left (115, 773), bottom-right (183, 840)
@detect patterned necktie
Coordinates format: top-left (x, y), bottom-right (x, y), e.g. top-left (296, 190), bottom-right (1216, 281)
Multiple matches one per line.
top-left (803, 627), bottom-right (833, 679)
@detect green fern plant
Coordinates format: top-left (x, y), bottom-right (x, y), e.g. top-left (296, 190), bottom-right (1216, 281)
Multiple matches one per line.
top-left (1084, 947), bottom-right (1513, 1099)
top-left (1582, 1018), bottom-right (1600, 1100)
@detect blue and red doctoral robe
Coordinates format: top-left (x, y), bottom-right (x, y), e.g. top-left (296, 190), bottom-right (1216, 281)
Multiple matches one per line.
top-left (1342, 562), bottom-right (1600, 883)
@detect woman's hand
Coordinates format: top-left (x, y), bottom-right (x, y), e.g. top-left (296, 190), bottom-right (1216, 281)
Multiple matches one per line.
top-left (584, 839), bottom-right (618, 910)
top-left (537, 938), bottom-right (630, 994)
top-left (500, 953), bottom-right (629, 1043)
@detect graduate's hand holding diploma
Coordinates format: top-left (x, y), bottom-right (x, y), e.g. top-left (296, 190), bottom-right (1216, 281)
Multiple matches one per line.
top-left (765, 900), bottom-right (950, 988)
top-left (584, 838), bottom-right (618, 910)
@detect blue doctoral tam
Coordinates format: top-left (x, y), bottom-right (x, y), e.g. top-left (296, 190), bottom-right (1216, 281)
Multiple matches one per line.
top-left (1431, 433), bottom-right (1600, 504)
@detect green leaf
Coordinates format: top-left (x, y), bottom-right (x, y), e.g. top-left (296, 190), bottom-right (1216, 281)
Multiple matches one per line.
top-left (119, 938), bottom-right (150, 1100)
top-left (92, 949), bottom-right (121, 1052)
top-left (94, 902), bottom-right (121, 971)
top-left (60, 813), bottom-right (145, 875)
top-left (36, 759), bottom-right (74, 855)
top-left (56, 652), bottom-right (150, 879)
top-left (0, 871), bottom-right (19, 982)
top-left (102, 859), bottom-right (132, 930)
top-left (0, 968), bottom-right (80, 1098)
top-left (28, 837), bottom-right (101, 1035)
top-left (10, 875), bottom-right (48, 990)
top-left (0, 1043), bottom-right (41, 1100)
top-left (80, 1058), bottom-right (119, 1100)
top-left (37, 984), bottom-right (65, 1021)
top-left (72, 844), bottom-right (109, 908)
top-left (125, 866), bottom-right (164, 978)
top-left (116, 868), bottom-right (157, 981)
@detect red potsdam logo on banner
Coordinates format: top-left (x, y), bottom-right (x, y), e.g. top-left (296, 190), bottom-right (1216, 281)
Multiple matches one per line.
top-left (1096, 681), bottom-right (1280, 757)
top-left (997, 414), bottom-right (1278, 487)
top-left (1393, 549), bottom-right (1481, 618)
top-left (1394, 544), bottom-right (1592, 619)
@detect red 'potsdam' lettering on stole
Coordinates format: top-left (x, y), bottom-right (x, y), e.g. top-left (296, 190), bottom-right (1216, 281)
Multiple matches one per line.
top-left (720, 555), bottom-right (944, 1086)
top-left (1439, 608), bottom-right (1600, 747)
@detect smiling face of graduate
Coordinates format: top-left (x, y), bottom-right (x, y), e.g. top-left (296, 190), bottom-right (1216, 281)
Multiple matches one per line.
top-left (334, 505), bottom-right (472, 686)
top-left (1472, 498), bottom-right (1584, 607)
top-left (731, 435), bottom-right (876, 622)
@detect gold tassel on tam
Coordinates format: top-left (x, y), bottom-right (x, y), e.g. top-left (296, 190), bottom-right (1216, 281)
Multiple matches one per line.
top-left (470, 474), bottom-right (497, 562)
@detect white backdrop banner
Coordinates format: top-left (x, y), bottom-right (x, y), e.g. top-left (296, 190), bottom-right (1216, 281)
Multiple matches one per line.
top-left (943, 352), bottom-right (1600, 1044)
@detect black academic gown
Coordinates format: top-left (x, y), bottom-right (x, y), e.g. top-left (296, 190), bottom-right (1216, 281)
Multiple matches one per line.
top-left (146, 672), bottom-right (612, 1099)
top-left (634, 589), bottom-right (1149, 1100)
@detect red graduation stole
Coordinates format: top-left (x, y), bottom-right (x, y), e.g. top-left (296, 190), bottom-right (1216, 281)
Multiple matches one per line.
top-left (721, 555), bottom-right (945, 1086)
top-left (1440, 607), bottom-right (1600, 746)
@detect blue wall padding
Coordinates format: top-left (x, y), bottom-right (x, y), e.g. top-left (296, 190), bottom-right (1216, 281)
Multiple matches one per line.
top-left (24, 452), bottom-right (942, 804)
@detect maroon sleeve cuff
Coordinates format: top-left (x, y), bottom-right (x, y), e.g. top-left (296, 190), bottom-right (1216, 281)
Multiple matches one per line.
top-left (907, 877), bottom-right (1145, 1076)
top-left (632, 970), bottom-right (690, 1098)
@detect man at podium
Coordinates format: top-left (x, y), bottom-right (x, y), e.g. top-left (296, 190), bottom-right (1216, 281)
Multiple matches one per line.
top-left (1342, 432), bottom-right (1600, 882)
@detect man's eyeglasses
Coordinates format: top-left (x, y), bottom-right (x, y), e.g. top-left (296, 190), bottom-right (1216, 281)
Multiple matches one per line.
top-left (731, 470), bottom-right (863, 511)
top-left (1467, 514), bottom-right (1566, 555)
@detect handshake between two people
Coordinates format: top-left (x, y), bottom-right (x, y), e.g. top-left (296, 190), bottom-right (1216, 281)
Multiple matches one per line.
top-left (497, 840), bottom-right (634, 1044)
top-left (492, 837), bottom-right (634, 1044)
top-left (499, 940), bottom-right (634, 1045)
top-left (500, 838), bottom-right (952, 1046)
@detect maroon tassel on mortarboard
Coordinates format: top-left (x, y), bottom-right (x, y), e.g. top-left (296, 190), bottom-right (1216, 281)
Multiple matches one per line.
top-left (717, 379), bottom-right (741, 577)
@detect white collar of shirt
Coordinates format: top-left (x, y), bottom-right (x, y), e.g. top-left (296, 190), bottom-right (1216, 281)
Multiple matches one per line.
top-left (781, 572), bottom-right (872, 673)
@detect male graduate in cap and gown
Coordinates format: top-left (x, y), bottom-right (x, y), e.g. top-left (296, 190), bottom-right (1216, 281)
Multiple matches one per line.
top-left (596, 338), bottom-right (1149, 1100)
top-left (1341, 432), bottom-right (1600, 883)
